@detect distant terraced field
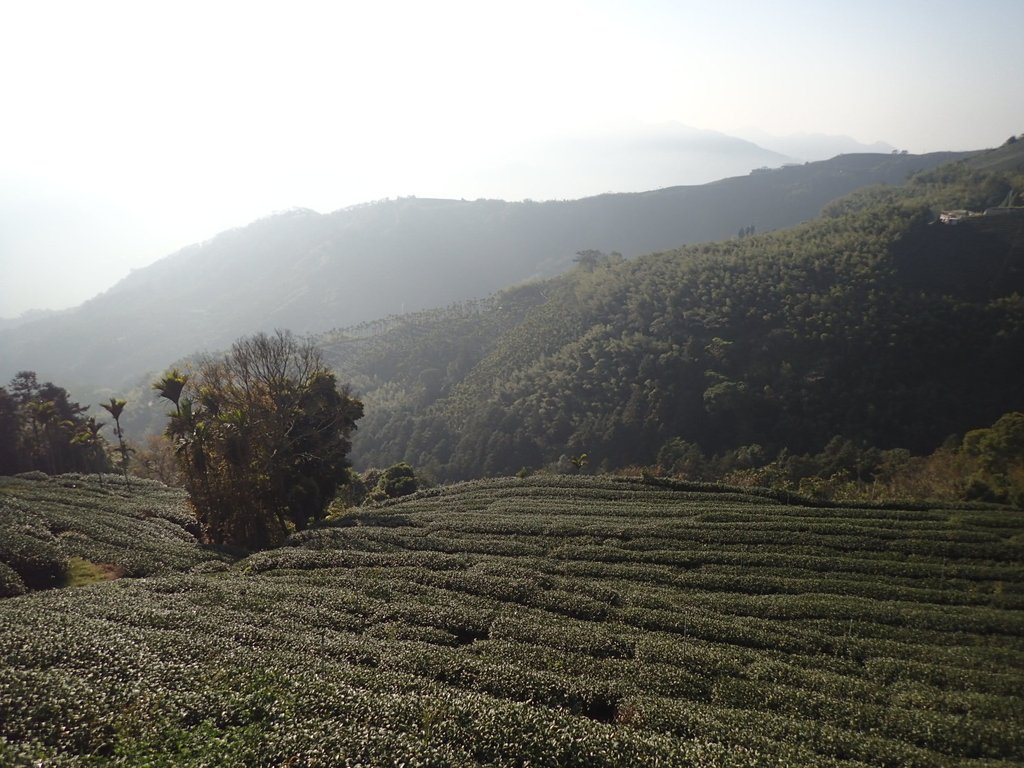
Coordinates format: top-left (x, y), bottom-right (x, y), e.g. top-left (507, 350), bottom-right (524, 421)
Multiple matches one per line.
top-left (1, 473), bottom-right (1022, 766)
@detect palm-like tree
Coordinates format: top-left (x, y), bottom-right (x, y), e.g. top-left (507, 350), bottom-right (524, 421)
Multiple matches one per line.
top-left (153, 370), bottom-right (188, 409)
top-left (101, 398), bottom-right (131, 492)
top-left (72, 417), bottom-right (108, 484)
top-left (25, 400), bottom-right (70, 473)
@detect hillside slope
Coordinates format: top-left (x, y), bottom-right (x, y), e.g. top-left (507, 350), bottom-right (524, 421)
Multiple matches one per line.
top-left (0, 473), bottom-right (223, 596)
top-left (0, 151), bottom-right (968, 389)
top-left (1, 474), bottom-right (1022, 765)
top-left (330, 143), bottom-right (1024, 478)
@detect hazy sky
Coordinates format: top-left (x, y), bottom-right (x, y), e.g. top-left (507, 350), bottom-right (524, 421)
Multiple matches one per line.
top-left (2, 0), bottom-right (1022, 318)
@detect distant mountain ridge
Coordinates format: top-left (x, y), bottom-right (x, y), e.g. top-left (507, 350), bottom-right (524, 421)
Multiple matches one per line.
top-left (0, 150), bottom-right (972, 389)
top-left (0, 307), bottom-right (64, 331)
top-left (734, 130), bottom-right (896, 161)
top-left (0, 122), bottom-right (810, 320)
top-left (478, 123), bottom-right (798, 198)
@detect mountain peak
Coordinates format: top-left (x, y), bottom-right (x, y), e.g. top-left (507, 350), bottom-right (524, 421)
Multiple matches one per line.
top-left (733, 129), bottom-right (896, 161)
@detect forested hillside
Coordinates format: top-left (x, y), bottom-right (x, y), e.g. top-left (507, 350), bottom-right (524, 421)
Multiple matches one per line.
top-left (0, 151), bottom-right (967, 389)
top-left (326, 144), bottom-right (1024, 481)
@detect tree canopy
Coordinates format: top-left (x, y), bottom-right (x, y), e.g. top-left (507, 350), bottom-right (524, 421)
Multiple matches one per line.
top-left (326, 153), bottom-right (1024, 483)
top-left (157, 331), bottom-right (363, 549)
top-left (0, 372), bottom-right (112, 477)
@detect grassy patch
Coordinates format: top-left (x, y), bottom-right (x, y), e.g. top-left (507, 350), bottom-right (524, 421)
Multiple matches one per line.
top-left (64, 556), bottom-right (125, 587)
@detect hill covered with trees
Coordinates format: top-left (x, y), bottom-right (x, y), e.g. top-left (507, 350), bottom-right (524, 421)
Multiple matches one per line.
top-left (0, 151), bottom-right (968, 390)
top-left (322, 143), bottom-right (1024, 487)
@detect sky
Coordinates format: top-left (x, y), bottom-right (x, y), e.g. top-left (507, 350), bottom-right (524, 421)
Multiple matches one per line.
top-left (1, 0), bottom-right (1022, 318)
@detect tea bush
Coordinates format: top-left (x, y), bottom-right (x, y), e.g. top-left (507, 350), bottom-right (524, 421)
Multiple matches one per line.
top-left (1, 474), bottom-right (1021, 765)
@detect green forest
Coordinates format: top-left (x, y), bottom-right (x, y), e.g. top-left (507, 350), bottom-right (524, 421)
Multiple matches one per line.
top-left (4, 144), bottom-right (1024, 508)
top-left (0, 372), bottom-right (112, 478)
top-left (318, 145), bottom-right (1024, 505)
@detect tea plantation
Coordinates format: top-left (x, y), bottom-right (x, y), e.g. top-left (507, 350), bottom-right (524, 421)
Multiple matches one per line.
top-left (1, 473), bottom-right (1022, 766)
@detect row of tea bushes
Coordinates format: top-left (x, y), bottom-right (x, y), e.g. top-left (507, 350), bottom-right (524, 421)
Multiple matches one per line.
top-left (0, 474), bottom-right (224, 595)
top-left (1, 474), bottom-right (1021, 764)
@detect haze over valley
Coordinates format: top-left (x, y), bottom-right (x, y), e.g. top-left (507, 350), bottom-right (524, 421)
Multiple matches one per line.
top-left (3, 1), bottom-right (1021, 319)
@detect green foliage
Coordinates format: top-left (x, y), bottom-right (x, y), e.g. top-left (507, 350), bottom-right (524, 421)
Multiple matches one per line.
top-left (0, 504), bottom-right (68, 589)
top-left (569, 453), bottom-right (589, 470)
top-left (964, 412), bottom-right (1024, 475)
top-left (0, 388), bottom-right (17, 474)
top-left (152, 369), bottom-right (187, 407)
top-left (962, 412), bottom-right (1024, 506)
top-left (100, 397), bottom-right (132, 492)
top-left (0, 475), bottom-right (1022, 765)
top-left (332, 155), bottom-right (1024, 481)
top-left (0, 560), bottom-right (25, 597)
top-left (129, 434), bottom-right (183, 486)
top-left (657, 438), bottom-right (707, 477)
top-left (331, 467), bottom-right (369, 509)
top-left (158, 331), bottom-right (363, 549)
top-left (2, 151), bottom-right (973, 395)
top-left (368, 462), bottom-right (419, 501)
top-left (0, 474), bottom-right (223, 587)
top-left (0, 372), bottom-right (113, 477)
top-left (644, 420), bottom-right (1024, 508)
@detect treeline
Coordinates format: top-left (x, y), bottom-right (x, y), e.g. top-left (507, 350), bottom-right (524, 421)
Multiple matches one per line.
top-left (0, 372), bottom-right (112, 476)
top-left (332, 146), bottom-right (1024, 497)
top-left (652, 411), bottom-right (1024, 507)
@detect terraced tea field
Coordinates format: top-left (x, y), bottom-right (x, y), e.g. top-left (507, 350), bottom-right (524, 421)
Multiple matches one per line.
top-left (1, 473), bottom-right (1022, 766)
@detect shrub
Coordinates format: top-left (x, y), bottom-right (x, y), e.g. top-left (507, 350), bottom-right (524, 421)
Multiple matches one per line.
top-left (0, 529), bottom-right (67, 590)
top-left (0, 561), bottom-right (25, 597)
top-left (368, 463), bottom-right (419, 502)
